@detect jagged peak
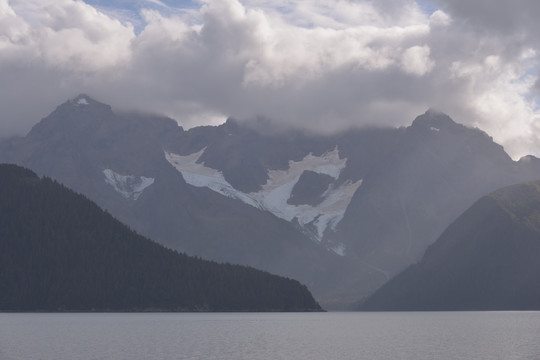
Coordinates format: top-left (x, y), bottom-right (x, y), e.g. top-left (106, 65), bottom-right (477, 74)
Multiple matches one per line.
top-left (424, 107), bottom-right (447, 116)
top-left (26, 95), bottom-right (116, 139)
top-left (223, 117), bottom-right (240, 130)
top-left (63, 94), bottom-right (112, 111)
top-left (47, 94), bottom-right (116, 121)
top-left (70, 94), bottom-right (91, 106)
top-left (410, 108), bottom-right (458, 132)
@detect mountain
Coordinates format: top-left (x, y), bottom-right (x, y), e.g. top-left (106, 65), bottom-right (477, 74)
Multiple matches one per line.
top-left (334, 110), bottom-right (524, 276)
top-left (0, 164), bottom-right (321, 312)
top-left (3, 95), bottom-right (540, 307)
top-left (0, 95), bottom-right (377, 307)
top-left (359, 181), bottom-right (540, 311)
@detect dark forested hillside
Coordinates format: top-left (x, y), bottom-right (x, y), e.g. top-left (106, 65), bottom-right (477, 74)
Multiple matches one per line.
top-left (0, 164), bottom-right (321, 312)
top-left (358, 181), bottom-right (540, 311)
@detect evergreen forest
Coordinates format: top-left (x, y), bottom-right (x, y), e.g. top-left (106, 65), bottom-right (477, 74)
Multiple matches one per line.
top-left (0, 164), bottom-right (321, 312)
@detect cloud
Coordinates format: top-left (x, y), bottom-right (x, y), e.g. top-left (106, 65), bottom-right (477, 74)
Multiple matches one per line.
top-left (429, 0), bottom-right (540, 157)
top-left (0, 0), bottom-right (539, 158)
top-left (400, 45), bottom-right (434, 75)
top-left (434, 0), bottom-right (540, 35)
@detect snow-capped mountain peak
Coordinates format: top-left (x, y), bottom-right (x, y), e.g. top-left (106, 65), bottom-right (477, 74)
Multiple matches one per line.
top-left (71, 94), bottom-right (92, 106)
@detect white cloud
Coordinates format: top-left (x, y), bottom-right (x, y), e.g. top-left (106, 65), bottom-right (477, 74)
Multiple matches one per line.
top-left (401, 45), bottom-right (434, 75)
top-left (0, 0), bottom-right (539, 159)
top-left (145, 0), bottom-right (167, 7)
top-left (3, 0), bottom-right (134, 70)
top-left (448, 51), bottom-right (540, 157)
top-left (0, 0), bottom-right (29, 49)
top-left (429, 9), bottom-right (450, 27)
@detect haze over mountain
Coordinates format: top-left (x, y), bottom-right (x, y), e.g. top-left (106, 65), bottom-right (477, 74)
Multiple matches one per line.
top-left (2, 0), bottom-right (540, 160)
top-left (0, 164), bottom-right (321, 312)
top-left (3, 95), bottom-right (540, 308)
top-left (359, 181), bottom-right (540, 311)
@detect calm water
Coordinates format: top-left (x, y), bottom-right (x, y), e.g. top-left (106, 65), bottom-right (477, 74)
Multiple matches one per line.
top-left (1, 312), bottom-right (540, 360)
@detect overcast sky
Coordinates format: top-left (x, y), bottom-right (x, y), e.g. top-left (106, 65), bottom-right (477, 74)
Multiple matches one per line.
top-left (1, 0), bottom-right (539, 159)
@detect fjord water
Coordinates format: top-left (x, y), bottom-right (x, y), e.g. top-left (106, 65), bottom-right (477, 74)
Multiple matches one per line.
top-left (1, 312), bottom-right (540, 360)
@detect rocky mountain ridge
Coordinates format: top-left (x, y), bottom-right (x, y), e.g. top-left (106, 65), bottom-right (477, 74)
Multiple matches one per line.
top-left (3, 95), bottom-right (540, 307)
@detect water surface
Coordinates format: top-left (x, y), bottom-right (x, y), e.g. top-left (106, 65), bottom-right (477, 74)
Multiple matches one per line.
top-left (1, 312), bottom-right (539, 360)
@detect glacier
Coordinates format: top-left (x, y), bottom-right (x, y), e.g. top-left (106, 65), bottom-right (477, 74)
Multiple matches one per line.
top-left (165, 147), bottom-right (362, 247)
top-left (103, 169), bottom-right (155, 200)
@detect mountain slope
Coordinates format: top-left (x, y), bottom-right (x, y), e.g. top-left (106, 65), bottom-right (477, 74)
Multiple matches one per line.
top-left (0, 95), bottom-right (359, 306)
top-left (334, 110), bottom-right (522, 274)
top-left (3, 95), bottom-right (540, 307)
top-left (359, 181), bottom-right (540, 311)
top-left (0, 164), bottom-right (321, 312)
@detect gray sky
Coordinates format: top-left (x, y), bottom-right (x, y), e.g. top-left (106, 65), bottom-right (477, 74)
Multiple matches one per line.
top-left (1, 0), bottom-right (539, 159)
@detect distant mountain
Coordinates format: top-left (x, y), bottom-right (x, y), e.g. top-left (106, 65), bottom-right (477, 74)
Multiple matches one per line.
top-left (0, 164), bottom-right (321, 312)
top-left (0, 95), bottom-right (378, 307)
top-left (3, 95), bottom-right (540, 307)
top-left (334, 110), bottom-right (525, 276)
top-left (359, 181), bottom-right (540, 311)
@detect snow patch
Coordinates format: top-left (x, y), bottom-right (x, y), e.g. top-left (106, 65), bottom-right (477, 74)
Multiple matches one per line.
top-left (76, 98), bottom-right (89, 105)
top-left (165, 147), bottom-right (362, 243)
top-left (331, 243), bottom-right (347, 256)
top-left (103, 169), bottom-right (154, 200)
top-left (164, 149), bottom-right (259, 207)
top-left (430, 127), bottom-right (440, 132)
